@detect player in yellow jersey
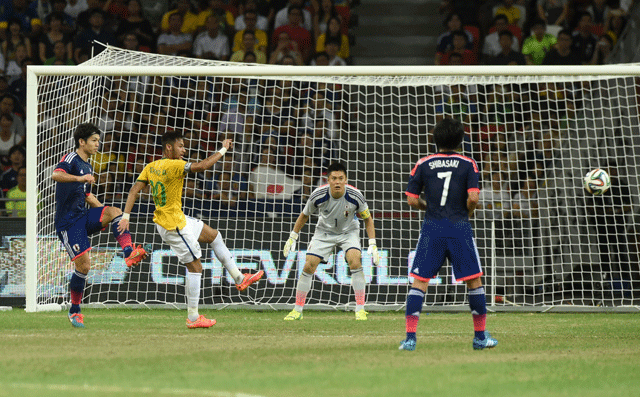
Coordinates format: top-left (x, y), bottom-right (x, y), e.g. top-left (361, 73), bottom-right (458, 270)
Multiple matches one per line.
top-left (118, 132), bottom-right (264, 328)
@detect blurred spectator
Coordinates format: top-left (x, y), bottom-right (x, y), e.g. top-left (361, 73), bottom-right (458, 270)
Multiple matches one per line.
top-left (157, 12), bottom-right (192, 56)
top-left (103, 0), bottom-right (128, 21)
top-left (0, 95), bottom-right (24, 145)
top-left (8, 56), bottom-right (31, 108)
top-left (2, 18), bottom-right (32, 64)
top-left (315, 15), bottom-right (348, 60)
top-left (493, 0), bottom-right (526, 28)
top-left (230, 29), bottom-right (265, 63)
top-left (29, 0), bottom-right (52, 22)
top-left (587, 0), bottom-right (610, 35)
top-left (572, 11), bottom-right (598, 64)
top-left (234, 0), bottom-right (268, 32)
top-left (312, 0), bottom-right (339, 41)
top-left (74, 9), bottom-right (116, 63)
top-left (271, 5), bottom-right (313, 63)
top-left (193, 14), bottom-right (230, 60)
top-left (589, 33), bottom-right (614, 65)
top-left (249, 145), bottom-right (302, 200)
top-left (542, 29), bottom-right (580, 65)
top-left (269, 30), bottom-right (303, 65)
top-left (482, 14), bottom-right (520, 60)
top-left (65, 0), bottom-right (89, 20)
top-left (521, 19), bottom-right (557, 65)
top-left (219, 89), bottom-right (249, 135)
top-left (91, 131), bottom-right (125, 174)
top-left (0, 144), bottom-right (25, 190)
top-left (537, 0), bottom-right (568, 28)
top-left (160, 0), bottom-right (199, 34)
top-left (435, 12), bottom-right (474, 65)
top-left (5, 165), bottom-right (25, 216)
top-left (434, 84), bottom-right (477, 124)
top-left (0, 0), bottom-right (43, 39)
top-left (604, 9), bottom-right (627, 42)
top-left (299, 90), bottom-right (337, 139)
top-left (232, 9), bottom-right (267, 53)
top-left (38, 12), bottom-right (73, 64)
top-left (439, 30), bottom-right (476, 65)
top-left (323, 37), bottom-right (346, 65)
top-left (46, 0), bottom-right (76, 35)
top-left (75, 0), bottom-right (105, 32)
top-left (197, 0), bottom-right (236, 36)
top-left (115, 0), bottom-right (156, 51)
top-left (488, 30), bottom-right (525, 65)
top-left (4, 42), bottom-right (28, 83)
top-left (0, 113), bottom-right (20, 158)
top-left (95, 161), bottom-right (125, 203)
top-left (119, 31), bottom-right (145, 52)
top-left (274, 0), bottom-right (312, 32)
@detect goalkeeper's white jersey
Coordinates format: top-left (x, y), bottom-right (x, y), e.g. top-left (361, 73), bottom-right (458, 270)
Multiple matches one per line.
top-left (303, 184), bottom-right (369, 235)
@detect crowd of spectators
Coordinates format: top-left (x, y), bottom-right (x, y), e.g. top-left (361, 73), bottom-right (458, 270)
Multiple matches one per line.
top-left (435, 0), bottom-right (632, 66)
top-left (0, 0), bottom-right (359, 215)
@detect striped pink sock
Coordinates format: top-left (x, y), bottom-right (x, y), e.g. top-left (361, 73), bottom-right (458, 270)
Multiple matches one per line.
top-left (473, 314), bottom-right (486, 332)
top-left (295, 291), bottom-right (308, 308)
top-left (406, 315), bottom-right (419, 333)
top-left (355, 290), bottom-right (365, 306)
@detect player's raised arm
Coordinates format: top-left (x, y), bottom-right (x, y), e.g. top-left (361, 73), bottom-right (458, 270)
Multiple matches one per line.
top-left (189, 139), bottom-right (232, 173)
top-left (52, 170), bottom-right (95, 184)
top-left (118, 180), bottom-right (148, 233)
top-left (360, 210), bottom-right (379, 265)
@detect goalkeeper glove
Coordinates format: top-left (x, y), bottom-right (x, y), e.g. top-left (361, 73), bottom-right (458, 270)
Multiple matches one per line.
top-left (283, 231), bottom-right (298, 257)
top-left (368, 238), bottom-right (380, 265)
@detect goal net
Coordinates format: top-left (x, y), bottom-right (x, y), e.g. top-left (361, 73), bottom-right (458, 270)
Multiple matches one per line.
top-left (26, 45), bottom-right (640, 312)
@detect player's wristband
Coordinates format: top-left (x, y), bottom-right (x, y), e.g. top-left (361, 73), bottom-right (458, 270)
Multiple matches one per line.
top-left (218, 147), bottom-right (228, 156)
top-left (122, 213), bottom-right (130, 221)
top-left (369, 238), bottom-right (377, 246)
top-left (290, 231), bottom-right (299, 240)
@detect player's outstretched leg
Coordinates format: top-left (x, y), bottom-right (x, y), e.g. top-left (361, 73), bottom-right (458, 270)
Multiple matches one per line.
top-left (351, 267), bottom-right (367, 320)
top-left (209, 231), bottom-right (264, 291)
top-left (185, 271), bottom-right (216, 329)
top-left (68, 269), bottom-right (87, 328)
top-left (284, 271), bottom-right (313, 320)
top-left (468, 286), bottom-right (498, 350)
top-left (399, 287), bottom-right (425, 351)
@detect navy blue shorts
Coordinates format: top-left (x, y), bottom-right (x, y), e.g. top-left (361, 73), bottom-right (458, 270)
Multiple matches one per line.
top-left (410, 219), bottom-right (482, 282)
top-left (57, 207), bottom-right (107, 260)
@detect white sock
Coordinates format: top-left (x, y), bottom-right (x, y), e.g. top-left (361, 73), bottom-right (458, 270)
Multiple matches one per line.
top-left (294, 271), bottom-right (313, 313)
top-left (186, 271), bottom-right (201, 322)
top-left (211, 232), bottom-right (243, 284)
top-left (351, 268), bottom-right (366, 312)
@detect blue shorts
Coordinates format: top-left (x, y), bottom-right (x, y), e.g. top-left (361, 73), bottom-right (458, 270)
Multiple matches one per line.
top-left (410, 219), bottom-right (482, 282)
top-left (56, 207), bottom-right (107, 260)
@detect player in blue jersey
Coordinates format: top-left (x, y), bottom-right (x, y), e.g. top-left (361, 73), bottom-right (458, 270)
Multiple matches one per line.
top-left (282, 162), bottom-right (379, 321)
top-left (399, 118), bottom-right (498, 351)
top-left (52, 123), bottom-right (147, 328)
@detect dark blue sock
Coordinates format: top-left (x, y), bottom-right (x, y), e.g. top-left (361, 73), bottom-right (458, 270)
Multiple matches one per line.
top-left (69, 270), bottom-right (87, 314)
top-left (405, 288), bottom-right (425, 341)
top-left (468, 286), bottom-right (487, 340)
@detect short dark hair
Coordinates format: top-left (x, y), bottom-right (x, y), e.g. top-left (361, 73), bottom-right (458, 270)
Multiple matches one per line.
top-left (557, 29), bottom-right (572, 39)
top-left (73, 123), bottom-right (101, 149)
top-left (9, 144), bottom-right (25, 157)
top-left (433, 117), bottom-right (465, 151)
top-left (161, 131), bottom-right (183, 149)
top-left (498, 30), bottom-right (514, 40)
top-left (324, 37), bottom-right (341, 47)
top-left (326, 162), bottom-right (346, 176)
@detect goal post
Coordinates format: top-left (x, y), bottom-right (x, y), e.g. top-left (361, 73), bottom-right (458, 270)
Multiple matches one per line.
top-left (26, 46), bottom-right (640, 312)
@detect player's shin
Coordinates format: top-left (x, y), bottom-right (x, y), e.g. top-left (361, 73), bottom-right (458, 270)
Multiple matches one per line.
top-left (69, 270), bottom-right (87, 314)
top-left (186, 272), bottom-right (202, 322)
top-left (111, 215), bottom-right (133, 257)
top-left (405, 288), bottom-right (425, 341)
top-left (351, 268), bottom-right (366, 312)
top-left (210, 233), bottom-right (243, 284)
top-left (468, 287), bottom-right (487, 340)
top-left (294, 271), bottom-right (313, 313)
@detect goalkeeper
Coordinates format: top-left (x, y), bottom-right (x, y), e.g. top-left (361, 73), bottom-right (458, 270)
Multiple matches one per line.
top-left (282, 162), bottom-right (379, 321)
top-left (118, 132), bottom-right (264, 329)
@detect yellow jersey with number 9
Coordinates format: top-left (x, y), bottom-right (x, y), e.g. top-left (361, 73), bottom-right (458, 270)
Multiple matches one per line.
top-left (137, 158), bottom-right (188, 230)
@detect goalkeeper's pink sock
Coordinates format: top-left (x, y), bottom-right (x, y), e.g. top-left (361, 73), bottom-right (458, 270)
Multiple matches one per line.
top-left (294, 271), bottom-right (313, 312)
top-left (351, 267), bottom-right (366, 312)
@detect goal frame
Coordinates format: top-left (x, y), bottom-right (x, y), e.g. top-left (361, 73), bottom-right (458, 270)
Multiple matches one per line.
top-left (25, 62), bottom-right (640, 313)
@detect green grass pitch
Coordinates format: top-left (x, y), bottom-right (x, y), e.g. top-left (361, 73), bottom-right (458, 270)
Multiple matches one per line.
top-left (1, 309), bottom-right (639, 397)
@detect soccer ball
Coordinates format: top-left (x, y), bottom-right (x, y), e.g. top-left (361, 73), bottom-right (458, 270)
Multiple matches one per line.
top-left (583, 168), bottom-right (611, 196)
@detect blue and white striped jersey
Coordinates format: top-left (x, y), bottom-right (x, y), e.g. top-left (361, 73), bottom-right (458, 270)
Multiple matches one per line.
top-left (303, 184), bottom-right (369, 234)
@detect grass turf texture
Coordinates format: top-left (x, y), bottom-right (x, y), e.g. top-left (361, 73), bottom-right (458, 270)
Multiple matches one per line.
top-left (1, 310), bottom-right (639, 397)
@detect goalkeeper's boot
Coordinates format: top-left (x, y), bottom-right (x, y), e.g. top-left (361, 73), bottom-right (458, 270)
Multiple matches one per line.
top-left (398, 339), bottom-right (416, 351)
top-left (355, 309), bottom-right (368, 321)
top-left (125, 245), bottom-right (148, 268)
top-left (473, 331), bottom-right (498, 350)
top-left (186, 315), bottom-right (217, 329)
top-left (236, 270), bottom-right (265, 291)
top-left (68, 313), bottom-right (85, 328)
top-left (284, 309), bottom-right (303, 321)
